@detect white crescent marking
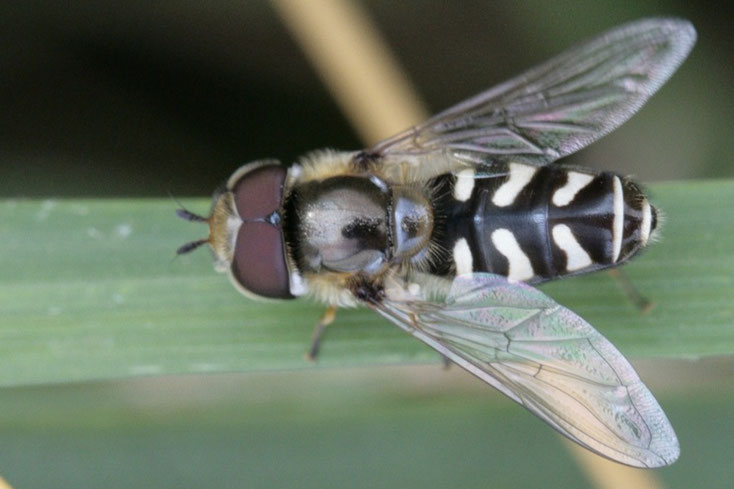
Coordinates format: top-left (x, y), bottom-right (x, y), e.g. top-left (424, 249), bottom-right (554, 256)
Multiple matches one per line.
top-left (491, 228), bottom-right (534, 282)
top-left (453, 238), bottom-right (474, 276)
top-left (552, 224), bottom-right (593, 271)
top-left (640, 199), bottom-right (652, 246)
top-left (492, 163), bottom-right (537, 207)
top-left (453, 169), bottom-right (476, 202)
top-left (552, 171), bottom-right (595, 206)
top-left (612, 176), bottom-right (624, 262)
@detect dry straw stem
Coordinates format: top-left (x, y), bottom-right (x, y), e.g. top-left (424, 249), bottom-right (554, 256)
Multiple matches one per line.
top-left (566, 441), bottom-right (666, 489)
top-left (270, 0), bottom-right (428, 143)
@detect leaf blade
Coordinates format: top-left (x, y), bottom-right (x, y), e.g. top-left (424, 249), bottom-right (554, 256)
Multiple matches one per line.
top-left (0, 180), bottom-right (732, 386)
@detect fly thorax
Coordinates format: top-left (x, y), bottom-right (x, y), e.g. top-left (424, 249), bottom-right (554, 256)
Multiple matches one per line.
top-left (391, 185), bottom-right (434, 264)
top-left (293, 176), bottom-right (390, 275)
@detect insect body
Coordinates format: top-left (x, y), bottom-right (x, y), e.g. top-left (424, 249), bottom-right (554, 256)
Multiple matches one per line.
top-left (179, 18), bottom-right (695, 467)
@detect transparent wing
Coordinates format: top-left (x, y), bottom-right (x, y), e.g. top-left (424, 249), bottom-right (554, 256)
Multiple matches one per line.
top-left (370, 18), bottom-right (696, 166)
top-left (371, 273), bottom-right (679, 467)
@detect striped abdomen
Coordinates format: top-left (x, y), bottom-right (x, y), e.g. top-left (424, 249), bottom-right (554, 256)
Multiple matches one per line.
top-left (435, 162), bottom-right (657, 283)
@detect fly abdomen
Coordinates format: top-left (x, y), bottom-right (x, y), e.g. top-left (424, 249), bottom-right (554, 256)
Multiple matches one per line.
top-left (547, 169), bottom-right (657, 277)
top-left (435, 162), bottom-right (658, 283)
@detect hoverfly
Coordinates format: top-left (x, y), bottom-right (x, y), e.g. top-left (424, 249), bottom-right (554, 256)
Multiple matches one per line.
top-left (178, 18), bottom-right (695, 467)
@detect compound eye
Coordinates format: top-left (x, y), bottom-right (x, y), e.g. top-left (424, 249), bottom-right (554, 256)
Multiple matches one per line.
top-left (227, 161), bottom-right (293, 299)
top-left (230, 163), bottom-right (287, 219)
top-left (231, 222), bottom-right (293, 299)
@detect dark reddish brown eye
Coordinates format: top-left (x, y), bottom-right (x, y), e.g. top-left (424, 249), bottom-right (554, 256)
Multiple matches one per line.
top-left (228, 162), bottom-right (292, 299)
top-left (231, 222), bottom-right (293, 299)
top-left (231, 164), bottom-right (287, 219)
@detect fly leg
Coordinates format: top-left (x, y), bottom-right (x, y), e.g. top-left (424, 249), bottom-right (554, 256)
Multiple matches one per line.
top-left (306, 305), bottom-right (337, 361)
top-left (608, 269), bottom-right (655, 313)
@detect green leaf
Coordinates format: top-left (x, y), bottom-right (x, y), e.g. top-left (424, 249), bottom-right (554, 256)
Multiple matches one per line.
top-left (1, 180), bottom-right (733, 386)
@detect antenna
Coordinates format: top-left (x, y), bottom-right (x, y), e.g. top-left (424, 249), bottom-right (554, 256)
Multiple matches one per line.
top-left (176, 238), bottom-right (209, 255)
top-left (176, 208), bottom-right (208, 222)
top-left (173, 199), bottom-right (210, 255)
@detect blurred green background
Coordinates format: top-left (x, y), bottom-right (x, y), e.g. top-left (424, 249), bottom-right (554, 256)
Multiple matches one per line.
top-left (0, 1), bottom-right (732, 488)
